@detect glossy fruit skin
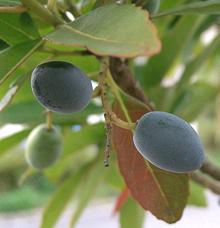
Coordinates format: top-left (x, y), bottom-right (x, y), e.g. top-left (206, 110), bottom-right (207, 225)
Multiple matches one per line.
top-left (31, 61), bottom-right (93, 114)
top-left (25, 124), bottom-right (63, 169)
top-left (144, 0), bottom-right (160, 14)
top-left (133, 111), bottom-right (205, 173)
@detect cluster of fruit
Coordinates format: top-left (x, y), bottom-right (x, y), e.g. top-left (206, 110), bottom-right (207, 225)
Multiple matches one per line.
top-left (25, 60), bottom-right (204, 173)
top-left (25, 61), bottom-right (93, 169)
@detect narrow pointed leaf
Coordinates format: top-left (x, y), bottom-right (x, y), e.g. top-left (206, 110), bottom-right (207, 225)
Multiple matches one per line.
top-left (138, 15), bottom-right (203, 88)
top-left (188, 181), bottom-right (207, 207)
top-left (45, 4), bottom-right (161, 57)
top-left (0, 1), bottom-right (21, 6)
top-left (0, 100), bottom-right (101, 125)
top-left (0, 39), bottom-right (43, 84)
top-left (41, 163), bottom-right (92, 228)
top-left (69, 162), bottom-right (105, 227)
top-left (112, 187), bottom-right (130, 215)
top-left (0, 13), bottom-right (40, 45)
top-left (172, 82), bottom-right (218, 122)
top-left (120, 197), bottom-right (145, 228)
top-left (154, 0), bottom-right (220, 18)
top-left (178, 34), bottom-right (220, 86)
top-left (0, 129), bottom-right (30, 157)
top-left (0, 72), bottom-right (29, 112)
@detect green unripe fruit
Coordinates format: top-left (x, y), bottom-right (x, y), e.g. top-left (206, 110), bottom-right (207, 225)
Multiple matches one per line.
top-left (144, 0), bottom-right (160, 14)
top-left (31, 61), bottom-right (93, 114)
top-left (25, 124), bottom-right (63, 169)
top-left (133, 111), bottom-right (205, 173)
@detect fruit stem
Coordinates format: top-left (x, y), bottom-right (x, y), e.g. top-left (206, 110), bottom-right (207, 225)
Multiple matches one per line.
top-left (98, 58), bottom-right (136, 131)
top-left (106, 70), bottom-right (135, 132)
top-left (98, 58), bottom-right (137, 166)
top-left (92, 86), bottom-right (101, 98)
top-left (18, 168), bottom-right (35, 186)
top-left (46, 110), bottom-right (53, 130)
top-left (110, 112), bottom-right (136, 130)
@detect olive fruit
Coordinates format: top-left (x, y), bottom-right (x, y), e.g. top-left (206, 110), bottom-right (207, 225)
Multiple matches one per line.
top-left (144, 0), bottom-right (160, 14)
top-left (133, 111), bottom-right (205, 173)
top-left (25, 124), bottom-right (63, 169)
top-left (31, 61), bottom-right (93, 114)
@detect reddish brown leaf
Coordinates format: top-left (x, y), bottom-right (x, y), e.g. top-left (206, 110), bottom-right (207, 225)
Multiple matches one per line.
top-left (112, 100), bottom-right (189, 223)
top-left (112, 187), bottom-right (131, 215)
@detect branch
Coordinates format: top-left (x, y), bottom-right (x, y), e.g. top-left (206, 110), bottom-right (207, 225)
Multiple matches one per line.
top-left (109, 57), bottom-right (154, 110)
top-left (98, 58), bottom-right (112, 167)
top-left (0, 6), bottom-right (27, 13)
top-left (191, 172), bottom-right (220, 195)
top-left (200, 158), bottom-right (220, 182)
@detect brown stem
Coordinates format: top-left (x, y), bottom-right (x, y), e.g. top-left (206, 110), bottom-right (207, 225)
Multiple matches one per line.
top-left (109, 57), bottom-right (154, 110)
top-left (0, 6), bottom-right (27, 13)
top-left (191, 172), bottom-right (220, 195)
top-left (200, 158), bottom-right (220, 182)
top-left (98, 58), bottom-right (112, 167)
top-left (46, 110), bottom-right (53, 130)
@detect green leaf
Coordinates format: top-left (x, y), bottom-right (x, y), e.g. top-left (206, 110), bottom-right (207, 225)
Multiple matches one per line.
top-left (0, 1), bottom-right (21, 6)
top-left (0, 13), bottom-right (40, 45)
top-left (52, 54), bottom-right (100, 74)
top-left (41, 163), bottom-right (91, 228)
top-left (45, 4), bottom-right (161, 57)
top-left (153, 0), bottom-right (220, 18)
top-left (0, 39), bottom-right (9, 50)
top-left (178, 34), bottom-right (220, 86)
top-left (69, 161), bottom-right (105, 227)
top-left (0, 129), bottom-right (30, 157)
top-left (137, 15), bottom-right (203, 88)
top-left (62, 123), bottom-right (104, 157)
top-left (0, 39), bottom-right (43, 85)
top-left (120, 197), bottom-right (145, 228)
top-left (93, 0), bottom-right (115, 8)
top-left (0, 72), bottom-right (29, 112)
top-left (0, 100), bottom-right (102, 125)
top-left (105, 160), bottom-right (125, 190)
top-left (172, 82), bottom-right (218, 122)
top-left (188, 181), bottom-right (207, 207)
top-left (45, 123), bottom-right (105, 181)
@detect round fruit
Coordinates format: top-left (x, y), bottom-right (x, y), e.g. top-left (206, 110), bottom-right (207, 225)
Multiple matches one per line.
top-left (25, 124), bottom-right (63, 169)
top-left (31, 61), bottom-right (93, 114)
top-left (133, 111), bottom-right (205, 173)
top-left (144, 0), bottom-right (160, 14)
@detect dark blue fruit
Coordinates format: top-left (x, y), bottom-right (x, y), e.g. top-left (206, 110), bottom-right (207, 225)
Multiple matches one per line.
top-left (133, 111), bottom-right (205, 173)
top-left (31, 61), bottom-right (93, 114)
top-left (25, 124), bottom-right (63, 169)
top-left (144, 0), bottom-right (160, 14)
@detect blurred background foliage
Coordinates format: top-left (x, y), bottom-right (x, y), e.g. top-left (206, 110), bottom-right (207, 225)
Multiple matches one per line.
top-left (0, 0), bottom-right (220, 227)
